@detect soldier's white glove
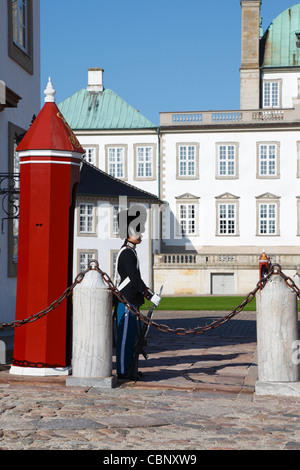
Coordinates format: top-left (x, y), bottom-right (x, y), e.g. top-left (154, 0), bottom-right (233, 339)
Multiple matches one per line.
top-left (151, 293), bottom-right (161, 306)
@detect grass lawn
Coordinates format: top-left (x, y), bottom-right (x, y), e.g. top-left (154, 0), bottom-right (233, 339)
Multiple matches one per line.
top-left (147, 296), bottom-right (257, 311)
top-left (152, 296), bottom-right (300, 311)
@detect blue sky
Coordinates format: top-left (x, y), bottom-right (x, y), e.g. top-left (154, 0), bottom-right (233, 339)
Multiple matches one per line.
top-left (41, 0), bottom-right (297, 125)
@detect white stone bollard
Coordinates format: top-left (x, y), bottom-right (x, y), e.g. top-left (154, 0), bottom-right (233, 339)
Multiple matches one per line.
top-left (255, 274), bottom-right (300, 397)
top-left (66, 268), bottom-right (116, 388)
top-left (0, 341), bottom-right (5, 364)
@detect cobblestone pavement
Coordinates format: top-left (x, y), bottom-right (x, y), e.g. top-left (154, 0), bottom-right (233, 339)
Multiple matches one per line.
top-left (1, 310), bottom-right (300, 451)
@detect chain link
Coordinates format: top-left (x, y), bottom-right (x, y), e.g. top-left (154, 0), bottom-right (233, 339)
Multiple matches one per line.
top-left (0, 268), bottom-right (90, 330)
top-left (1, 261), bottom-right (299, 335)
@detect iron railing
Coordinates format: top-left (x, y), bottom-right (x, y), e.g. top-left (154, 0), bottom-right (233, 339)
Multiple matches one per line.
top-left (0, 173), bottom-right (20, 233)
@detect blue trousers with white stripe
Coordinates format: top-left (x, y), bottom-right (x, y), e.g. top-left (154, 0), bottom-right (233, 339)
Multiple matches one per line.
top-left (116, 302), bottom-right (137, 376)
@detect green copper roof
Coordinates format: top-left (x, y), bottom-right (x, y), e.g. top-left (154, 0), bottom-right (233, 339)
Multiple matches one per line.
top-left (58, 88), bottom-right (156, 130)
top-left (261, 3), bottom-right (300, 68)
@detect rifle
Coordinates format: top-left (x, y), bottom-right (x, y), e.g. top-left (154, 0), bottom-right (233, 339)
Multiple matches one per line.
top-left (127, 285), bottom-right (163, 381)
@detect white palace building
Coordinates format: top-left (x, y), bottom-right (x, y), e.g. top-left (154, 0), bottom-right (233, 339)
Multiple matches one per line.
top-left (155, 1), bottom-right (300, 295)
top-left (58, 1), bottom-right (300, 296)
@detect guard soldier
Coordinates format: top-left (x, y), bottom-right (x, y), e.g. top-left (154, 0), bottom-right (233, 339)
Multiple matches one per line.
top-left (259, 251), bottom-right (270, 279)
top-left (115, 208), bottom-right (161, 381)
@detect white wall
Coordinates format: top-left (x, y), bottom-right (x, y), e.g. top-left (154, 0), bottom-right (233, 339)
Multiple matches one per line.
top-left (161, 128), bottom-right (300, 250)
top-left (262, 71), bottom-right (300, 109)
top-left (73, 200), bottom-right (154, 291)
top-left (76, 131), bottom-right (159, 197)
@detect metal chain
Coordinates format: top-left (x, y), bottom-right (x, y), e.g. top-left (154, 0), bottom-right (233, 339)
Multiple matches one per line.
top-left (94, 262), bottom-right (269, 335)
top-left (1, 261), bottom-right (299, 335)
top-left (93, 261), bottom-right (300, 335)
top-left (0, 270), bottom-right (88, 330)
top-left (271, 263), bottom-right (300, 297)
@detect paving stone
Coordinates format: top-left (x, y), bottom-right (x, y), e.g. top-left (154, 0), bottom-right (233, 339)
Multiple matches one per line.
top-left (30, 418), bottom-right (107, 430)
top-left (0, 311), bottom-right (300, 450)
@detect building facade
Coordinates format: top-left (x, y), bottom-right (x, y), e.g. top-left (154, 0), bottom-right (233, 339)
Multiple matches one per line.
top-left (0, 0), bottom-right (40, 323)
top-left (155, 1), bottom-right (300, 295)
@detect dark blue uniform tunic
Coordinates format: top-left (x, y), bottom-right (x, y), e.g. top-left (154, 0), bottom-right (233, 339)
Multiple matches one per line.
top-left (116, 240), bottom-right (153, 378)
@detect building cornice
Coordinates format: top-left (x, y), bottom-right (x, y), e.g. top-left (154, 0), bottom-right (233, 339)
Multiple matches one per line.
top-left (74, 128), bottom-right (158, 136)
top-left (262, 66), bottom-right (300, 73)
top-left (159, 122), bottom-right (300, 133)
top-left (0, 86), bottom-right (22, 112)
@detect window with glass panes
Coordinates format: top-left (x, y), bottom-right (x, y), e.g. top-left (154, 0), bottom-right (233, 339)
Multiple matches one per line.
top-left (12, 0), bottom-right (28, 53)
top-left (79, 252), bottom-right (95, 272)
top-left (180, 204), bottom-right (195, 236)
top-left (219, 203), bottom-right (236, 235)
top-left (108, 147), bottom-right (124, 178)
top-left (259, 203), bottom-right (276, 235)
top-left (179, 145), bottom-right (196, 177)
top-left (79, 203), bottom-right (95, 233)
top-left (218, 145), bottom-right (235, 177)
top-left (137, 146), bottom-right (153, 177)
top-left (259, 144), bottom-right (276, 176)
top-left (112, 205), bottom-right (119, 235)
top-left (112, 251), bottom-right (118, 281)
top-left (263, 82), bottom-right (279, 108)
top-left (84, 147), bottom-right (96, 166)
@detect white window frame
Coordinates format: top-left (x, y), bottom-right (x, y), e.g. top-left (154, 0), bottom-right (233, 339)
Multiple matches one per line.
top-left (216, 143), bottom-right (239, 179)
top-left (215, 193), bottom-right (240, 236)
top-left (257, 142), bottom-right (280, 179)
top-left (108, 147), bottom-right (124, 178)
top-left (263, 80), bottom-right (281, 109)
top-left (259, 203), bottom-right (276, 235)
top-left (218, 204), bottom-right (236, 235)
top-left (111, 204), bottom-right (120, 237)
top-left (105, 145), bottom-right (127, 180)
top-left (78, 250), bottom-right (97, 273)
top-left (83, 146), bottom-right (98, 167)
top-left (175, 194), bottom-right (200, 238)
top-left (179, 204), bottom-right (196, 236)
top-left (78, 202), bottom-right (96, 235)
top-left (179, 145), bottom-right (195, 177)
top-left (256, 193), bottom-right (280, 236)
top-left (138, 146), bottom-right (152, 177)
top-left (111, 250), bottom-right (119, 282)
top-left (176, 143), bottom-right (199, 179)
top-left (133, 145), bottom-right (154, 180)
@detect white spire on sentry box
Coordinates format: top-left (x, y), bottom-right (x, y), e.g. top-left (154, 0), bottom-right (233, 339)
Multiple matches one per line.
top-left (44, 77), bottom-right (56, 103)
